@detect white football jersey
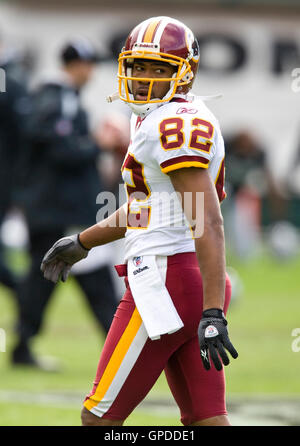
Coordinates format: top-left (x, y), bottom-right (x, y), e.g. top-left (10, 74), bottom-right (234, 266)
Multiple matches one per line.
top-left (121, 95), bottom-right (226, 261)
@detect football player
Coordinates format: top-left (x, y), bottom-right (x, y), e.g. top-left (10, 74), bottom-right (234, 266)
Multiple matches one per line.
top-left (41, 16), bottom-right (238, 426)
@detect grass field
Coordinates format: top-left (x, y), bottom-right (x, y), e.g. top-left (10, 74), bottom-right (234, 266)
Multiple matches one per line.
top-left (0, 248), bottom-right (300, 426)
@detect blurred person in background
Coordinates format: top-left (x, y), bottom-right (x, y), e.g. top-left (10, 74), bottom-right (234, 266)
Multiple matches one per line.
top-left (94, 111), bottom-right (130, 202)
top-left (12, 38), bottom-right (119, 369)
top-left (268, 131), bottom-right (300, 259)
top-left (286, 130), bottom-right (300, 215)
top-left (93, 112), bottom-right (130, 294)
top-left (0, 31), bottom-right (31, 294)
top-left (223, 130), bottom-right (284, 258)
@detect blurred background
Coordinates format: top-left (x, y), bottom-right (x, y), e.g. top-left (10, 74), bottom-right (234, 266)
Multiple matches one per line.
top-left (0, 0), bottom-right (300, 426)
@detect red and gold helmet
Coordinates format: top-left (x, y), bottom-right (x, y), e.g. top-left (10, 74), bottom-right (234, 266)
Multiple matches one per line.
top-left (117, 16), bottom-right (200, 115)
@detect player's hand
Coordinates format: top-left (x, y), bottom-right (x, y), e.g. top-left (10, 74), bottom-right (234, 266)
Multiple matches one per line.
top-left (198, 308), bottom-right (238, 371)
top-left (40, 234), bottom-right (89, 283)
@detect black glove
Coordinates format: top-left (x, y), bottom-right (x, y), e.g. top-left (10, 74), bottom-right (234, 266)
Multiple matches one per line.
top-left (40, 234), bottom-right (89, 283)
top-left (198, 308), bottom-right (238, 371)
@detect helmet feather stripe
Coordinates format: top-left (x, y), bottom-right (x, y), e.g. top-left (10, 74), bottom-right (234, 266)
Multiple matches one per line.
top-left (143, 18), bottom-right (161, 43)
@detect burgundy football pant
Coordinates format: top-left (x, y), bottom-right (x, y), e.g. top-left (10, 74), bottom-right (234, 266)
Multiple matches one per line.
top-left (84, 252), bottom-right (231, 425)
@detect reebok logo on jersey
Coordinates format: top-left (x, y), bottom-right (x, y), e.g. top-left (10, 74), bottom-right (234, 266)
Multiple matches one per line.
top-left (205, 325), bottom-right (219, 338)
top-left (133, 266), bottom-right (149, 276)
top-left (176, 107), bottom-right (198, 115)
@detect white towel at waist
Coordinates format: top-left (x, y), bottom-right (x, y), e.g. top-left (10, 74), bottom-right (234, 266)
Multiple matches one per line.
top-left (127, 255), bottom-right (184, 340)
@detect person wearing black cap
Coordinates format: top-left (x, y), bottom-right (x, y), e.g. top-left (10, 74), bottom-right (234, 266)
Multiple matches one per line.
top-left (12, 38), bottom-right (118, 369)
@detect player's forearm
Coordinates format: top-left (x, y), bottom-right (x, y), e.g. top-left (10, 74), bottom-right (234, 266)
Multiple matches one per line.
top-left (194, 217), bottom-right (226, 311)
top-left (79, 205), bottom-right (127, 250)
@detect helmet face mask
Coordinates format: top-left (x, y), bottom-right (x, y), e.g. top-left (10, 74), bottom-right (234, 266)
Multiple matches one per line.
top-left (117, 17), bottom-right (200, 116)
top-left (118, 51), bottom-right (193, 105)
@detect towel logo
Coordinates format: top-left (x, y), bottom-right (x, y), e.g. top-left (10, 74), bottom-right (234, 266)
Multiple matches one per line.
top-left (133, 256), bottom-right (143, 267)
top-left (132, 257), bottom-right (149, 276)
top-left (133, 266), bottom-right (149, 275)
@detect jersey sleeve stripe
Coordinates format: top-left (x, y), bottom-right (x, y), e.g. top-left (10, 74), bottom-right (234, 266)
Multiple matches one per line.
top-left (215, 158), bottom-right (226, 202)
top-left (161, 161), bottom-right (209, 173)
top-left (160, 155), bottom-right (209, 173)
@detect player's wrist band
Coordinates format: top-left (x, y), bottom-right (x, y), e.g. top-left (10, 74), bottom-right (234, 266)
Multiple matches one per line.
top-left (77, 234), bottom-right (90, 251)
top-left (202, 308), bottom-right (224, 318)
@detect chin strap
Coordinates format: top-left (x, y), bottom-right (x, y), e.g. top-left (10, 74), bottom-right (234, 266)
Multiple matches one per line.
top-left (106, 92), bottom-right (120, 103)
top-left (198, 93), bottom-right (223, 101)
top-left (107, 91), bottom-right (223, 104)
top-left (106, 93), bottom-right (223, 122)
top-left (186, 92), bottom-right (223, 102)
